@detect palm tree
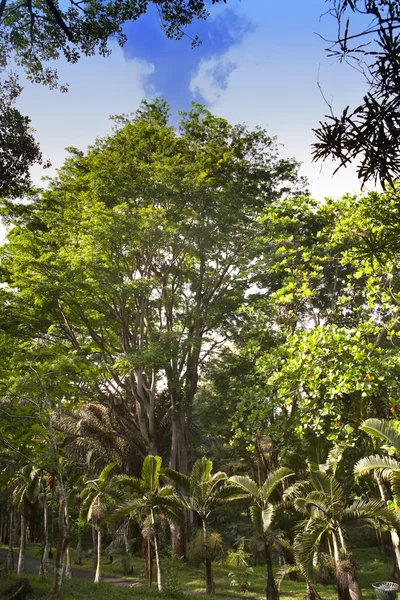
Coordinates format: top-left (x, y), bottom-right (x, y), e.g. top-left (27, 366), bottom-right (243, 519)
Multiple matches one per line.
top-left (163, 456), bottom-right (243, 594)
top-left (114, 455), bottom-right (182, 592)
top-left (290, 469), bottom-right (398, 600)
top-left (355, 418), bottom-right (400, 579)
top-left (229, 467), bottom-right (294, 600)
top-left (81, 462), bottom-right (122, 583)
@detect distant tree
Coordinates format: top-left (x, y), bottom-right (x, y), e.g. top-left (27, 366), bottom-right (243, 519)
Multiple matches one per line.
top-left (314, 1), bottom-right (400, 186)
top-left (0, 76), bottom-right (42, 198)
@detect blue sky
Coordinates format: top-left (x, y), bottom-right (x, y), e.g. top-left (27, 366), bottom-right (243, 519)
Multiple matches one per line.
top-left (16, 0), bottom-right (375, 201)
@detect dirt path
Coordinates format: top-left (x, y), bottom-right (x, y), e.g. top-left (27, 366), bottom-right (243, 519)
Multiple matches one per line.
top-left (0, 548), bottom-right (135, 585)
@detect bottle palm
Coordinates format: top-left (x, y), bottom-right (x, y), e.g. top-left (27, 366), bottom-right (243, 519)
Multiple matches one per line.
top-left (229, 467), bottom-right (294, 600)
top-left (355, 418), bottom-right (400, 578)
top-left (113, 455), bottom-right (182, 592)
top-left (289, 469), bottom-right (397, 600)
top-left (81, 462), bottom-right (122, 583)
top-left (163, 456), bottom-right (243, 594)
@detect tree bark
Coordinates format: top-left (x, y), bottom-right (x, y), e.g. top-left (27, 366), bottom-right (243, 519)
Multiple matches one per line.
top-left (145, 537), bottom-right (152, 587)
top-left (202, 519), bottom-right (214, 595)
top-left (92, 520), bottom-right (98, 570)
top-left (94, 522), bottom-right (102, 583)
top-left (306, 579), bottom-right (323, 600)
top-left (7, 509), bottom-right (14, 572)
top-left (390, 528), bottom-right (400, 584)
top-left (151, 511), bottom-right (163, 592)
top-left (17, 512), bottom-right (26, 575)
top-left (40, 493), bottom-right (50, 575)
top-left (65, 544), bottom-right (72, 579)
top-left (49, 494), bottom-right (67, 599)
top-left (265, 539), bottom-right (279, 600)
top-left (75, 526), bottom-right (83, 565)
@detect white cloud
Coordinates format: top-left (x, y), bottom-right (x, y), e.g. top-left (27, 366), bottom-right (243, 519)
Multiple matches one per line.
top-left (189, 0), bottom-right (375, 201)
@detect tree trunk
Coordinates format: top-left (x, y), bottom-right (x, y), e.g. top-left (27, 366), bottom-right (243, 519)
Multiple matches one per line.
top-left (202, 519), bottom-right (214, 595)
top-left (151, 511), bottom-right (163, 592)
top-left (49, 494), bottom-right (67, 599)
top-left (306, 579), bottom-right (323, 600)
top-left (94, 523), bottom-right (102, 583)
top-left (0, 511), bottom-right (4, 544)
top-left (265, 539), bottom-right (279, 600)
top-left (375, 474), bottom-right (400, 582)
top-left (332, 532), bottom-right (350, 600)
top-left (92, 519), bottom-right (98, 570)
top-left (145, 537), bottom-right (152, 587)
top-left (7, 509), bottom-right (14, 572)
top-left (75, 527), bottom-right (83, 565)
top-left (17, 512), bottom-right (26, 575)
top-left (40, 494), bottom-right (50, 575)
top-left (65, 544), bottom-right (72, 579)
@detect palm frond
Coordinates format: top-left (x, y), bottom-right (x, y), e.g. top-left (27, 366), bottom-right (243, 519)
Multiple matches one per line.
top-left (229, 475), bottom-right (259, 499)
top-left (161, 467), bottom-right (190, 493)
top-left (142, 455), bottom-right (162, 493)
top-left (261, 467), bottom-right (294, 501)
top-left (276, 564), bottom-right (302, 588)
top-left (392, 470), bottom-right (400, 500)
top-left (294, 522), bottom-right (327, 576)
top-left (98, 462), bottom-right (117, 483)
top-left (354, 455), bottom-right (400, 480)
top-left (213, 484), bottom-right (248, 503)
top-left (343, 498), bottom-right (399, 528)
top-left (283, 480), bottom-right (309, 502)
top-left (191, 457), bottom-right (212, 493)
top-left (361, 419), bottom-right (400, 452)
top-left (262, 503), bottom-right (275, 532)
top-left (249, 504), bottom-right (263, 537)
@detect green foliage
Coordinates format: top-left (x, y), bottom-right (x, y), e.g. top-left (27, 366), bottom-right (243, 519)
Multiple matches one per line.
top-left (228, 566), bottom-right (254, 593)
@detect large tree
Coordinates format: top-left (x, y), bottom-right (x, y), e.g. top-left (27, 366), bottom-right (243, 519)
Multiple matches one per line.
top-left (0, 100), bottom-right (302, 476)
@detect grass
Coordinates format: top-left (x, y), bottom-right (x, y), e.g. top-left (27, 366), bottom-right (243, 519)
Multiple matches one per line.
top-left (0, 543), bottom-right (395, 600)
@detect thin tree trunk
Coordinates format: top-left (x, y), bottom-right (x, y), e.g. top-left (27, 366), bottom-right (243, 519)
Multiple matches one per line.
top-left (145, 537), bottom-right (152, 587)
top-left (40, 493), bottom-right (50, 575)
top-left (65, 544), bottom-right (72, 579)
top-left (332, 531), bottom-right (350, 600)
top-left (17, 512), bottom-right (26, 575)
top-left (202, 519), bottom-right (214, 594)
top-left (265, 539), bottom-right (279, 600)
top-left (375, 474), bottom-right (400, 581)
top-left (7, 509), bottom-right (14, 572)
top-left (306, 579), bottom-right (323, 600)
top-left (390, 528), bottom-right (400, 584)
top-left (92, 520), bottom-right (98, 570)
top-left (49, 493), bottom-right (67, 599)
top-left (75, 527), bottom-right (83, 565)
top-left (94, 523), bottom-right (102, 583)
top-left (151, 511), bottom-right (163, 592)
top-left (0, 511), bottom-right (4, 544)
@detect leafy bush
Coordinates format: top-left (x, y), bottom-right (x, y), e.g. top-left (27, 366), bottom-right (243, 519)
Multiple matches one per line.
top-left (229, 567), bottom-right (254, 593)
top-left (163, 557), bottom-right (184, 597)
top-left (224, 538), bottom-right (251, 567)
